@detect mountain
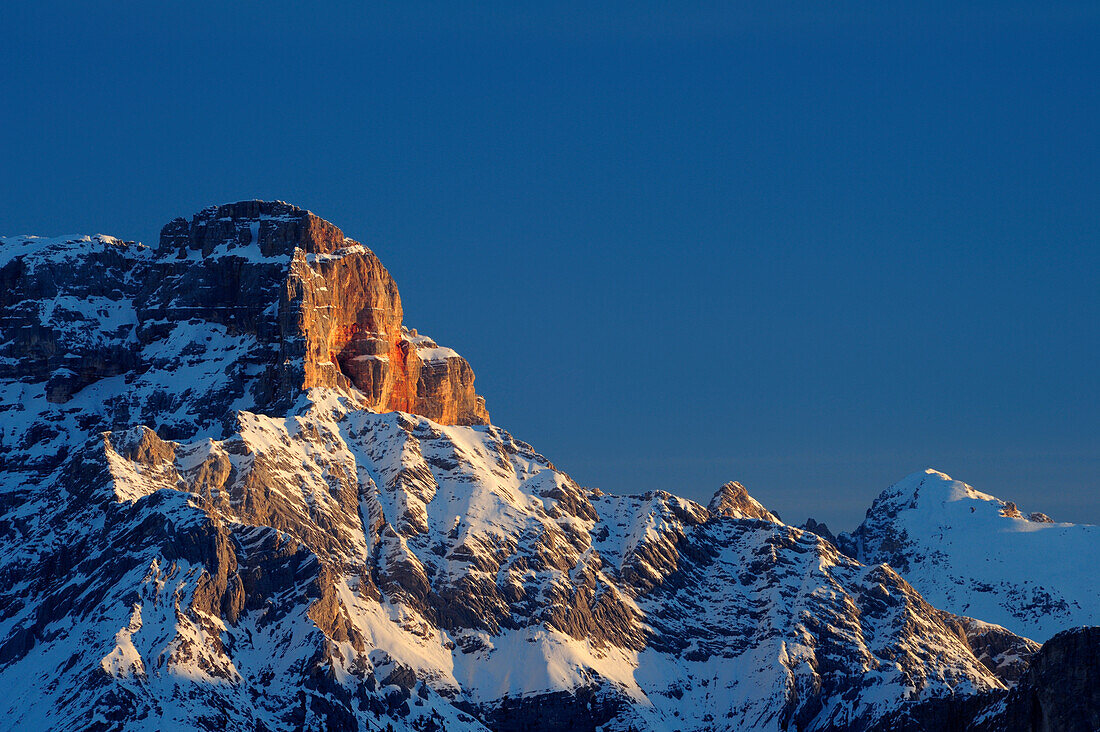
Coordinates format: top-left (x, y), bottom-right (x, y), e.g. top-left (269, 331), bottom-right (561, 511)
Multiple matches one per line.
top-left (869, 626), bottom-right (1100, 732)
top-left (839, 469), bottom-right (1100, 642)
top-left (0, 201), bottom-right (1085, 731)
top-left (0, 200), bottom-right (487, 443)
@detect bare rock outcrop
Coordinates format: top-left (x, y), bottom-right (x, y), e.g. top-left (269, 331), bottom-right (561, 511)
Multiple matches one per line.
top-left (707, 481), bottom-right (781, 523)
top-left (158, 200), bottom-right (489, 425)
top-left (800, 517), bottom-right (839, 546)
top-left (1004, 626), bottom-right (1100, 732)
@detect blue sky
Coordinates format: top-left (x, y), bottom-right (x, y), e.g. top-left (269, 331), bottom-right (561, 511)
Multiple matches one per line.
top-left (3, 2), bottom-right (1097, 530)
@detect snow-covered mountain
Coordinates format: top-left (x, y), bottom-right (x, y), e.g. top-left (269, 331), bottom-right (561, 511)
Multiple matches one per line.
top-left (0, 202), bottom-right (1087, 731)
top-left (839, 469), bottom-right (1100, 643)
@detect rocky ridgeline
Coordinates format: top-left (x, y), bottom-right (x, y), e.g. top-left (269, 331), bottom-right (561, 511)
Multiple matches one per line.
top-left (0, 404), bottom-right (1036, 731)
top-left (0, 203), bottom-right (1095, 732)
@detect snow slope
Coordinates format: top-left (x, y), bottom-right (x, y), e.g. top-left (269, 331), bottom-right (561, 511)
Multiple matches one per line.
top-left (0, 401), bottom-right (1033, 731)
top-left (840, 469), bottom-right (1100, 642)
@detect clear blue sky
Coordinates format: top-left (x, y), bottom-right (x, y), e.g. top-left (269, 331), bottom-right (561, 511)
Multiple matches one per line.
top-left (3, 2), bottom-right (1097, 530)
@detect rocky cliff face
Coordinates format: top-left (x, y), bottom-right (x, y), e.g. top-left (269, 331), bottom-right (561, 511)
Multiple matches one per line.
top-left (1003, 626), bottom-right (1100, 732)
top-left (0, 200), bottom-right (487, 442)
top-left (869, 626), bottom-right (1100, 732)
top-left (0, 204), bottom-right (1087, 732)
top-left (161, 201), bottom-right (488, 425)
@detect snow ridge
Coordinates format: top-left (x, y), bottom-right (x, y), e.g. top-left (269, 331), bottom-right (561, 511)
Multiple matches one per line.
top-left (840, 469), bottom-right (1100, 642)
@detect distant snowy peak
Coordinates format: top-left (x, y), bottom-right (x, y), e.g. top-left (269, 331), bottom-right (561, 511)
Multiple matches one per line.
top-left (852, 469), bottom-right (1069, 534)
top-left (841, 469), bottom-right (1100, 642)
top-left (707, 481), bottom-right (781, 523)
top-left (868, 468), bottom-right (1001, 510)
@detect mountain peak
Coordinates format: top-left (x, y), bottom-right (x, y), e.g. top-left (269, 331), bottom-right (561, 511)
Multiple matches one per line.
top-left (0, 201), bottom-right (489, 426)
top-left (841, 469), bottom-right (1100, 641)
top-left (898, 468), bottom-right (962, 489)
top-left (707, 481), bottom-right (781, 523)
top-left (872, 468), bottom-right (999, 510)
top-left (158, 199), bottom-right (350, 259)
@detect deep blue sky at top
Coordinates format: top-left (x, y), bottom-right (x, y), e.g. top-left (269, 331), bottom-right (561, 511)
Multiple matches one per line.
top-left (2, 2), bottom-right (1097, 530)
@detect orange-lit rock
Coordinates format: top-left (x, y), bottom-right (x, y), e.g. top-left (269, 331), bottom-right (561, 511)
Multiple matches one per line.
top-left (159, 200), bottom-right (489, 425)
top-left (287, 240), bottom-right (489, 425)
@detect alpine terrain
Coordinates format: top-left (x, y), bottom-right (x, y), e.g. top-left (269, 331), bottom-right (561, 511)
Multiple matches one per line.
top-left (0, 201), bottom-right (1095, 732)
top-left (839, 469), bottom-right (1100, 643)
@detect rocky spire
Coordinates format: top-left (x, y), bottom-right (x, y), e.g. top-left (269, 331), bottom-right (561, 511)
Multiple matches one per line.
top-left (707, 481), bottom-right (781, 523)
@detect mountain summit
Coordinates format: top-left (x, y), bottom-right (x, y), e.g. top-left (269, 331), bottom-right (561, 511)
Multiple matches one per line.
top-left (0, 204), bottom-right (1093, 732)
top-left (839, 468), bottom-right (1100, 642)
top-left (707, 481), bottom-right (781, 523)
top-left (1, 200), bottom-right (487, 441)
top-left (159, 201), bottom-right (489, 426)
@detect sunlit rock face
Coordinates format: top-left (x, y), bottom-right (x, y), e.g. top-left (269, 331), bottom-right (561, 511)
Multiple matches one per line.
top-left (159, 200), bottom-right (490, 425)
top-left (0, 200), bottom-right (488, 433)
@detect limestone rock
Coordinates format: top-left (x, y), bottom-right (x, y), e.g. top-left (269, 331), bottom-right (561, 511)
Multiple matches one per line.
top-left (1004, 626), bottom-right (1100, 732)
top-left (157, 200), bottom-right (489, 425)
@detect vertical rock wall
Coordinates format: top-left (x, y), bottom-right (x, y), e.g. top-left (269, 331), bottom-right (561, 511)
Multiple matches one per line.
top-left (165, 200), bottom-right (489, 425)
top-left (2, 200), bottom-right (488, 426)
